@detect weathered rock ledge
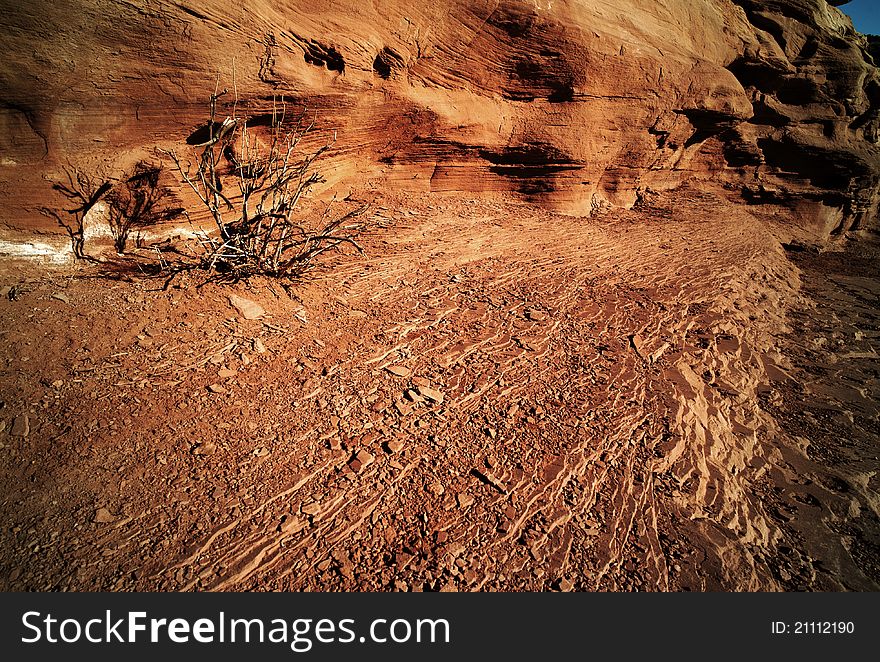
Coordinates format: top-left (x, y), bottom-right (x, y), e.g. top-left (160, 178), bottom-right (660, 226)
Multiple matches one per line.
top-left (0, 0), bottom-right (877, 241)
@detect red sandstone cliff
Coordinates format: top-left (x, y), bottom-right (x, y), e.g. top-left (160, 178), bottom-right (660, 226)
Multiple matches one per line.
top-left (1, 0), bottom-right (878, 240)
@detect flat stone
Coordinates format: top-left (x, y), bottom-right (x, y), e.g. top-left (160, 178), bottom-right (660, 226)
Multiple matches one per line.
top-left (301, 502), bottom-right (322, 516)
top-left (395, 551), bottom-right (414, 569)
top-left (207, 383), bottom-right (227, 394)
top-left (457, 492), bottom-right (474, 509)
top-left (218, 368), bottom-right (236, 379)
top-left (385, 439), bottom-right (404, 453)
top-left (229, 295), bottom-right (265, 320)
top-left (279, 515), bottom-right (305, 535)
top-left (349, 449), bottom-right (374, 472)
top-left (386, 365), bottom-right (412, 377)
top-left (417, 385), bottom-right (444, 404)
top-left (630, 334), bottom-right (646, 357)
top-left (10, 414), bottom-right (29, 437)
top-left (93, 508), bottom-right (115, 524)
top-left (253, 338), bottom-right (266, 353)
top-left (192, 441), bottom-right (217, 456)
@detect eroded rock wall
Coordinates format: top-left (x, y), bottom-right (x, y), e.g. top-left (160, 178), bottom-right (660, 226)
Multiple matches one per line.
top-left (721, 0), bottom-right (880, 237)
top-left (0, 0), bottom-right (877, 239)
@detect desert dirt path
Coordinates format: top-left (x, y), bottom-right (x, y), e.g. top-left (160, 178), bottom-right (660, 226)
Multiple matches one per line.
top-left (1, 188), bottom-right (871, 591)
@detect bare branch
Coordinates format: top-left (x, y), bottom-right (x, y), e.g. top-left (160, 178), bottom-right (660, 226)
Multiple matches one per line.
top-left (163, 77), bottom-right (369, 279)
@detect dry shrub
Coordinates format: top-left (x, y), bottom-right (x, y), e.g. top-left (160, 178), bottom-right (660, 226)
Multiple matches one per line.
top-left (164, 81), bottom-right (367, 280)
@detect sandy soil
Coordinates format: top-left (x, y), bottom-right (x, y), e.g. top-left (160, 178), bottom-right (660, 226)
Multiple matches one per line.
top-left (0, 188), bottom-right (876, 591)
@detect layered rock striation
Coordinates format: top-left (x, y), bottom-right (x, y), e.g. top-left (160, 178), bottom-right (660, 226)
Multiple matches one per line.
top-left (0, 0), bottom-right (877, 239)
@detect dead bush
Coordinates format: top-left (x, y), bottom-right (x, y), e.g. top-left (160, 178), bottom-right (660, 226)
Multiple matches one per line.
top-left (164, 80), bottom-right (367, 280)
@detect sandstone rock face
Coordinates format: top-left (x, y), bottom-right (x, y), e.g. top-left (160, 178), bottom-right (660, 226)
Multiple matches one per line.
top-left (724, 0), bottom-right (880, 237)
top-left (0, 0), bottom-right (877, 240)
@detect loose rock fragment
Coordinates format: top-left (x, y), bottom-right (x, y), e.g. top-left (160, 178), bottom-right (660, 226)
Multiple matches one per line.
top-left (229, 295), bottom-right (265, 320)
top-left (192, 441), bottom-right (217, 456)
top-left (472, 467), bottom-right (507, 494)
top-left (385, 439), bottom-right (404, 454)
top-left (417, 385), bottom-right (444, 404)
top-left (301, 502), bottom-right (322, 516)
top-left (630, 334), bottom-right (646, 359)
top-left (10, 414), bottom-right (29, 437)
top-left (93, 508), bottom-right (115, 524)
top-left (457, 492), bottom-right (474, 509)
top-left (293, 307), bottom-right (308, 324)
top-left (385, 365), bottom-right (411, 378)
top-left (394, 551), bottom-right (414, 569)
top-left (253, 338), bottom-right (266, 353)
top-left (279, 515), bottom-right (305, 535)
top-left (349, 449), bottom-right (374, 472)
top-left (207, 383), bottom-right (227, 394)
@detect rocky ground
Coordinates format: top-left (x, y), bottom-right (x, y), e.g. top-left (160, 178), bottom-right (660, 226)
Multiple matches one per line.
top-left (0, 188), bottom-right (877, 591)
top-left (761, 233), bottom-right (880, 590)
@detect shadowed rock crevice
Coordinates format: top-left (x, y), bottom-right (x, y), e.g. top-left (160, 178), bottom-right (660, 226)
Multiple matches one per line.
top-left (298, 37), bottom-right (345, 73)
top-left (373, 48), bottom-right (404, 79)
top-left (481, 143), bottom-right (583, 195)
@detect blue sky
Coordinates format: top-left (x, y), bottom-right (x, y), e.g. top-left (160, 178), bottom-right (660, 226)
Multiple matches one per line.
top-left (837, 0), bottom-right (880, 35)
